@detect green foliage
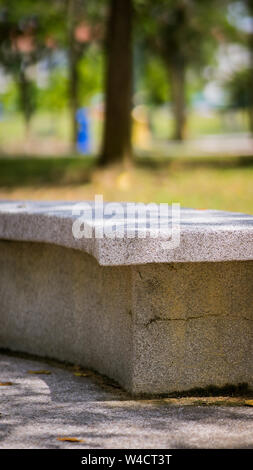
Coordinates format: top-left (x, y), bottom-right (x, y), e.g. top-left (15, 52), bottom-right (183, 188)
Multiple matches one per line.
top-left (0, 81), bottom-right (19, 112)
top-left (137, 0), bottom-right (231, 71)
top-left (0, 0), bottom-right (67, 44)
top-left (0, 0), bottom-right (58, 122)
top-left (78, 46), bottom-right (103, 105)
top-left (225, 67), bottom-right (253, 109)
top-left (35, 46), bottom-right (103, 112)
top-left (138, 55), bottom-right (169, 105)
top-left (0, 0), bottom-right (104, 126)
top-left (17, 75), bottom-right (38, 120)
top-left (0, 45), bottom-right (103, 115)
top-left (0, 74), bottom-right (38, 120)
top-left (37, 70), bottom-right (68, 112)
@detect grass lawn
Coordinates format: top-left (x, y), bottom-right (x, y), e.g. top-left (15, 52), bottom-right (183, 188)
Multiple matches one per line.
top-left (0, 155), bottom-right (252, 214)
top-left (151, 108), bottom-right (249, 139)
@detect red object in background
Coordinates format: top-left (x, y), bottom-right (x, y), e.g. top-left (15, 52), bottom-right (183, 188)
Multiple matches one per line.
top-left (11, 32), bottom-right (35, 54)
top-left (74, 22), bottom-right (91, 43)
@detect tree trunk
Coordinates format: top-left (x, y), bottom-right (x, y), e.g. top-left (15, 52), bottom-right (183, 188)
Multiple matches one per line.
top-left (248, 92), bottom-right (253, 134)
top-left (68, 0), bottom-right (79, 150)
top-left (248, 37), bottom-right (253, 133)
top-left (18, 68), bottom-right (32, 139)
top-left (99, 0), bottom-right (133, 166)
top-left (246, 0), bottom-right (253, 133)
top-left (170, 61), bottom-right (186, 141)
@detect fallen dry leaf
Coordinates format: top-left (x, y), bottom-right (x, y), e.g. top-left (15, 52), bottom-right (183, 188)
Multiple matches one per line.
top-left (57, 437), bottom-right (84, 443)
top-left (27, 370), bottom-right (51, 375)
top-left (0, 382), bottom-right (13, 386)
top-left (74, 372), bottom-right (91, 377)
top-left (244, 400), bottom-right (253, 406)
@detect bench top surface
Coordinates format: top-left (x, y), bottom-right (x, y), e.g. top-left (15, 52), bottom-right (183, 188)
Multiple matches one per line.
top-left (0, 200), bottom-right (252, 265)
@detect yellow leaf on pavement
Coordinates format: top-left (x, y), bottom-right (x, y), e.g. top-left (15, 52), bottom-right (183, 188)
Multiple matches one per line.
top-left (74, 372), bottom-right (91, 377)
top-left (57, 437), bottom-right (84, 443)
top-left (27, 370), bottom-right (51, 375)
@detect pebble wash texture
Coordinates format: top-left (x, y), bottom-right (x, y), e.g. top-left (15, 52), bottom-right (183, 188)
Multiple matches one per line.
top-left (0, 201), bottom-right (252, 394)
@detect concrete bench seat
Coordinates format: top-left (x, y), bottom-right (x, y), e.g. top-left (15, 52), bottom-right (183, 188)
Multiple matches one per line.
top-left (0, 200), bottom-right (252, 395)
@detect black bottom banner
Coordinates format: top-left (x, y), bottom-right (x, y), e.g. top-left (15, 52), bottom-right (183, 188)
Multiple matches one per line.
top-left (0, 449), bottom-right (251, 467)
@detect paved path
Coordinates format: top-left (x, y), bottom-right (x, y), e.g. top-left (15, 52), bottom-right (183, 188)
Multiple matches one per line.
top-left (143, 133), bottom-right (253, 158)
top-left (0, 353), bottom-right (253, 449)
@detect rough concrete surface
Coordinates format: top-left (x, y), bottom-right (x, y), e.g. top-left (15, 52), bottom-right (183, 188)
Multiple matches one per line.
top-left (0, 241), bottom-right (252, 394)
top-left (0, 200), bottom-right (253, 394)
top-left (131, 261), bottom-right (253, 394)
top-left (0, 241), bottom-right (133, 392)
top-left (0, 200), bottom-right (253, 265)
top-left (0, 353), bottom-right (253, 449)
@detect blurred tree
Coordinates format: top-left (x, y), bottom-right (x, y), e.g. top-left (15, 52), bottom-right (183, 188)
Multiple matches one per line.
top-left (66, 0), bottom-right (104, 148)
top-left (243, 0), bottom-right (253, 131)
top-left (0, 4), bottom-right (43, 134)
top-left (78, 46), bottom-right (103, 104)
top-left (36, 47), bottom-right (103, 112)
top-left (225, 67), bottom-right (252, 107)
top-left (226, 0), bottom-right (253, 132)
top-left (0, 0), bottom-right (102, 146)
top-left (0, 0), bottom-right (67, 134)
top-left (67, 0), bottom-right (86, 148)
top-left (37, 69), bottom-right (68, 112)
top-left (100, 0), bottom-right (133, 166)
top-left (225, 67), bottom-right (253, 129)
top-left (138, 0), bottom-right (231, 141)
top-left (0, 81), bottom-right (19, 112)
top-left (139, 55), bottom-right (169, 106)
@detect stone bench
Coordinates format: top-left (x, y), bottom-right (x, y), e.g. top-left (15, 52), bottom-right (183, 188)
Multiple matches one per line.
top-left (0, 200), bottom-right (252, 395)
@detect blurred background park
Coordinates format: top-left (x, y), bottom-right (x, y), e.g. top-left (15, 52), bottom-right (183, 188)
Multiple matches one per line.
top-left (0, 0), bottom-right (252, 213)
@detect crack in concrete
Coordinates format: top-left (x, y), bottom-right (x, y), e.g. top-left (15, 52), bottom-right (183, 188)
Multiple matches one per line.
top-left (143, 314), bottom-right (253, 328)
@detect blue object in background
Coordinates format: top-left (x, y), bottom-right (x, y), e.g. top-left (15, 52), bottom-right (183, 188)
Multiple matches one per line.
top-left (76, 107), bottom-right (91, 154)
